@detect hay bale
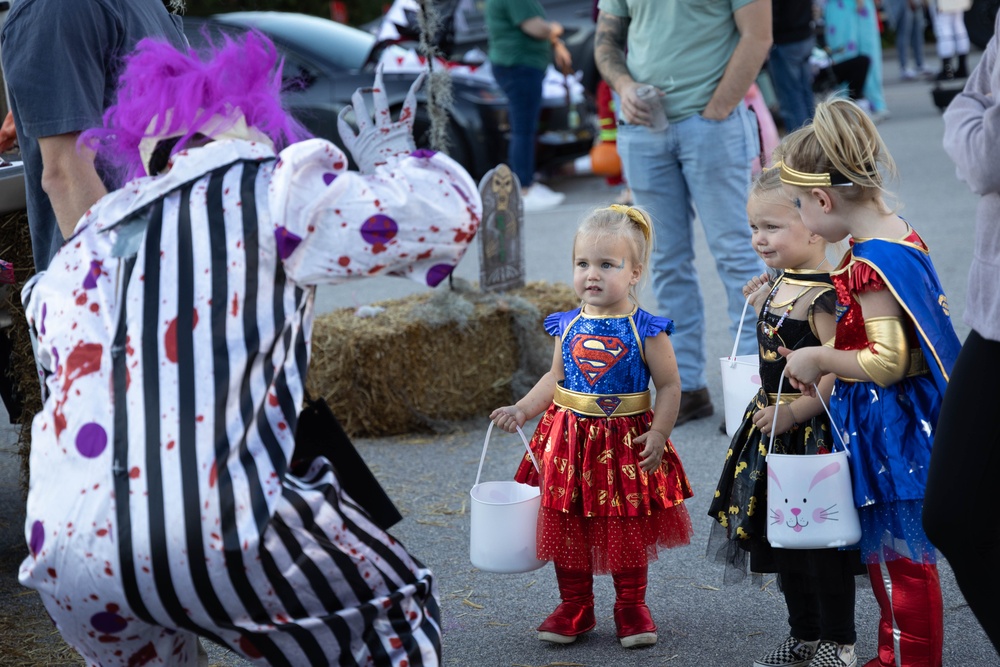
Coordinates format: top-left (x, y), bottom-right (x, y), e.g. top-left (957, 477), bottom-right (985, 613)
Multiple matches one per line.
top-left (307, 279), bottom-right (578, 438)
top-left (0, 210), bottom-right (38, 498)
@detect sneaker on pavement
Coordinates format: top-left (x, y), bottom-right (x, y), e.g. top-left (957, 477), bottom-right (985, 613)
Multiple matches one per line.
top-left (810, 641), bottom-right (857, 667)
top-left (522, 183), bottom-right (565, 212)
top-left (900, 67), bottom-right (918, 81)
top-left (676, 388), bottom-right (713, 425)
top-left (753, 636), bottom-right (819, 667)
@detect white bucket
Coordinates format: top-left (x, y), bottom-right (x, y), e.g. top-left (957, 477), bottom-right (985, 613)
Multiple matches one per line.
top-left (765, 378), bottom-right (861, 549)
top-left (720, 355), bottom-right (761, 438)
top-left (719, 297), bottom-right (761, 438)
top-left (469, 422), bottom-right (546, 574)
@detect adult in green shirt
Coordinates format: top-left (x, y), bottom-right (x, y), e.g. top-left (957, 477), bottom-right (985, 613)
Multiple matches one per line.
top-left (485, 0), bottom-right (571, 212)
top-left (595, 0), bottom-right (772, 428)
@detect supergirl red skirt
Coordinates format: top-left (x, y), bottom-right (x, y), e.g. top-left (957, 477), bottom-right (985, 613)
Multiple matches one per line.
top-left (514, 404), bottom-right (694, 573)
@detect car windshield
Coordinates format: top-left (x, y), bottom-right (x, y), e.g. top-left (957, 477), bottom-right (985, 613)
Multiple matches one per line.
top-left (216, 12), bottom-right (376, 71)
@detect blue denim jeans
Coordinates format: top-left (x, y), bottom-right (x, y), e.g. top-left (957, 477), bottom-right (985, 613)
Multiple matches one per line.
top-left (491, 64), bottom-right (546, 188)
top-left (617, 104), bottom-right (764, 392)
top-left (886, 0), bottom-right (926, 71)
top-left (768, 37), bottom-right (816, 132)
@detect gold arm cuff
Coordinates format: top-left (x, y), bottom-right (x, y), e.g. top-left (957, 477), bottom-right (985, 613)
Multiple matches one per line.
top-left (855, 316), bottom-right (910, 388)
top-left (553, 384), bottom-right (651, 417)
top-left (766, 393), bottom-right (802, 405)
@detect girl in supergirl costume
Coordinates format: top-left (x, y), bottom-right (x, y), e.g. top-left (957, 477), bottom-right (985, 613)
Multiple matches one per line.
top-left (779, 99), bottom-right (961, 667)
top-left (708, 164), bottom-right (865, 667)
top-left (490, 205), bottom-right (693, 649)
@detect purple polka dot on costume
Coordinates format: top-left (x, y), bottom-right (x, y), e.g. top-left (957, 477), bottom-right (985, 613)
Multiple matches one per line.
top-left (360, 215), bottom-right (398, 245)
top-left (410, 149), bottom-right (437, 159)
top-left (322, 172), bottom-right (337, 186)
top-left (40, 303), bottom-right (46, 336)
top-left (82, 260), bottom-right (102, 290)
top-left (91, 610), bottom-right (128, 635)
top-left (846, 40), bottom-right (857, 52)
top-left (76, 423), bottom-right (108, 458)
top-left (426, 263), bottom-right (454, 287)
top-left (274, 226), bottom-right (303, 260)
top-left (30, 520), bottom-right (44, 557)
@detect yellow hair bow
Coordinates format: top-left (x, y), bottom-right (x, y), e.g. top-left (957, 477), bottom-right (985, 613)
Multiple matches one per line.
top-left (607, 204), bottom-right (651, 244)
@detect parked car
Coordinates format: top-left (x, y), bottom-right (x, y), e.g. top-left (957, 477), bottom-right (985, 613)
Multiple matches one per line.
top-left (370, 0), bottom-right (600, 94)
top-left (185, 11), bottom-right (595, 181)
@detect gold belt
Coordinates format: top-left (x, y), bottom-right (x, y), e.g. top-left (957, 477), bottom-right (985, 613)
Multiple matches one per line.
top-left (553, 384), bottom-right (651, 417)
top-left (766, 392), bottom-right (801, 405)
top-left (837, 348), bottom-right (929, 383)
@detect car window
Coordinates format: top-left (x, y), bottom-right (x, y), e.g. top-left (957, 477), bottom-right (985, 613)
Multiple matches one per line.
top-left (218, 13), bottom-right (376, 72)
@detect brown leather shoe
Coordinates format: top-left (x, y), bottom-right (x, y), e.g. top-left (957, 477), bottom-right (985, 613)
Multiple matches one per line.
top-left (676, 388), bottom-right (714, 425)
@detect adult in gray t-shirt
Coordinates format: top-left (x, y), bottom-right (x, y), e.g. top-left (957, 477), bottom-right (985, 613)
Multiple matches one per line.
top-left (1, 0), bottom-right (186, 271)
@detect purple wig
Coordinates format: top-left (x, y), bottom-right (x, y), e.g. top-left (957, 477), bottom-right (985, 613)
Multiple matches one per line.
top-left (82, 30), bottom-right (311, 185)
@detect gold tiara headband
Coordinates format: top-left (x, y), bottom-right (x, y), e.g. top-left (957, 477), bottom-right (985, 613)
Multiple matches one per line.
top-left (776, 160), bottom-right (856, 188)
top-left (607, 204), bottom-right (651, 244)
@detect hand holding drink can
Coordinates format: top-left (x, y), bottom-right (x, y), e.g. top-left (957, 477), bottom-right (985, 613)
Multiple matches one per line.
top-left (636, 85), bottom-right (668, 132)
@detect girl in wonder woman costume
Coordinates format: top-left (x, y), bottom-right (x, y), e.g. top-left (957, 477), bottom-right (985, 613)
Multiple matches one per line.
top-left (779, 98), bottom-right (961, 667)
top-left (709, 162), bottom-right (865, 667)
top-left (490, 205), bottom-right (693, 649)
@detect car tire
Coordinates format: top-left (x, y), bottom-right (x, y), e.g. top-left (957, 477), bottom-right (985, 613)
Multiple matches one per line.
top-left (411, 110), bottom-right (476, 179)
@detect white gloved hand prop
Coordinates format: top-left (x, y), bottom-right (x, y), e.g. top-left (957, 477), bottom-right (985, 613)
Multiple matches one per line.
top-left (338, 65), bottom-right (425, 174)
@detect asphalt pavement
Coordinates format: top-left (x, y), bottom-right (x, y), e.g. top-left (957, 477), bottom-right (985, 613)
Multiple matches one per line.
top-left (1, 48), bottom-right (995, 667)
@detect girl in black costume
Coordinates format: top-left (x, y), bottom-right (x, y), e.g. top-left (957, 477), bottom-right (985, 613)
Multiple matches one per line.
top-left (707, 164), bottom-right (864, 667)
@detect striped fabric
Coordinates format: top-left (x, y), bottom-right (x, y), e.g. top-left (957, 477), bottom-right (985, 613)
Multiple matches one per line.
top-left (19, 138), bottom-right (481, 666)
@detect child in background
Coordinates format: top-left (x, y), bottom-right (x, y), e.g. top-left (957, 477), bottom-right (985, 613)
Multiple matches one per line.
top-left (779, 98), bottom-right (961, 667)
top-left (929, 0), bottom-right (972, 80)
top-left (708, 163), bottom-right (864, 667)
top-left (490, 204), bottom-right (693, 649)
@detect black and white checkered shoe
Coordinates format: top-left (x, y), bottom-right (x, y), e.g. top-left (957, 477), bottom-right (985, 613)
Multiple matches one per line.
top-left (753, 636), bottom-right (819, 667)
top-left (809, 641), bottom-right (857, 667)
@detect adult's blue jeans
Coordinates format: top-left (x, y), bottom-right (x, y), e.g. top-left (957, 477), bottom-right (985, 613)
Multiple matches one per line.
top-left (617, 104), bottom-right (764, 392)
top-left (886, 0), bottom-right (926, 71)
top-left (491, 63), bottom-right (546, 188)
top-left (768, 37), bottom-right (816, 132)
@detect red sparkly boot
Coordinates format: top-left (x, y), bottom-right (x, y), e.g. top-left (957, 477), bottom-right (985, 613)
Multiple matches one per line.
top-left (537, 566), bottom-right (596, 644)
top-left (864, 559), bottom-right (943, 667)
top-left (612, 566), bottom-right (658, 648)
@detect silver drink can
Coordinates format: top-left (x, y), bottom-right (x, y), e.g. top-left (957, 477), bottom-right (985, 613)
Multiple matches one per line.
top-left (636, 85), bottom-right (668, 132)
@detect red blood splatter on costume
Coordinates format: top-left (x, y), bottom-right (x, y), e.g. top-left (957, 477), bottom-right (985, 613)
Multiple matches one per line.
top-left (231, 293), bottom-right (239, 317)
top-left (164, 310), bottom-right (200, 363)
top-left (53, 342), bottom-right (104, 438)
top-left (238, 636), bottom-right (262, 658)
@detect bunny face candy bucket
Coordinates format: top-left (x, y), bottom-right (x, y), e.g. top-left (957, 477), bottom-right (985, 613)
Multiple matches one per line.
top-left (765, 380), bottom-right (861, 549)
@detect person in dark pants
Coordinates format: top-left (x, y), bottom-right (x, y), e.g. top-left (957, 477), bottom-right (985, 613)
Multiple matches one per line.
top-left (769, 0), bottom-right (817, 132)
top-left (924, 11), bottom-right (1000, 655)
top-left (485, 0), bottom-right (572, 212)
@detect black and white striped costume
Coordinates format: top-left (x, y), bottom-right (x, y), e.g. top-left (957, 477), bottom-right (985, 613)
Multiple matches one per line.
top-left (19, 138), bottom-right (481, 666)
